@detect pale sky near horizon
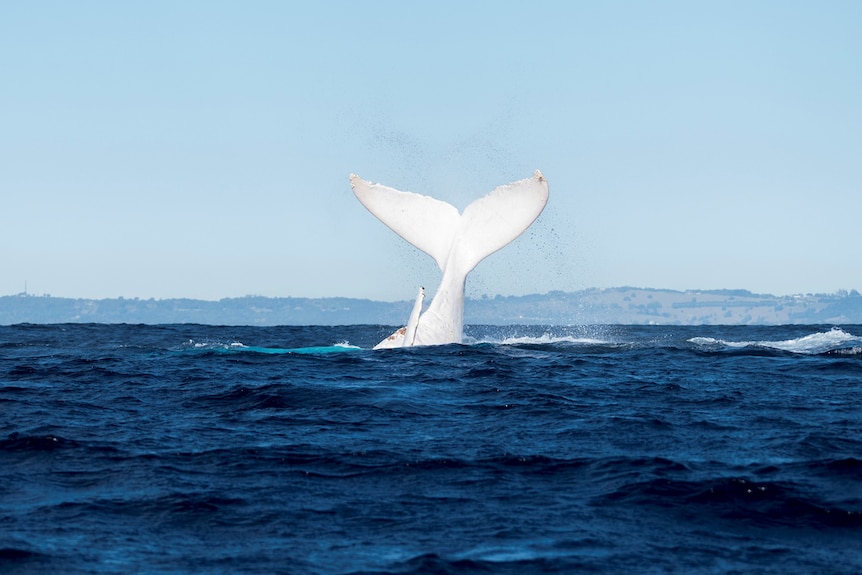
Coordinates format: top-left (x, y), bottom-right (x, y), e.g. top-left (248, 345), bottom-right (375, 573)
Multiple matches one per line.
top-left (2, 1), bottom-right (860, 301)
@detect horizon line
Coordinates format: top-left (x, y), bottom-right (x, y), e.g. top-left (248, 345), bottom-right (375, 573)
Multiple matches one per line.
top-left (4, 286), bottom-right (860, 303)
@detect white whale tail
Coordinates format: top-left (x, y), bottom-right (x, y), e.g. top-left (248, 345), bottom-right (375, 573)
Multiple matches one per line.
top-left (350, 170), bottom-right (549, 348)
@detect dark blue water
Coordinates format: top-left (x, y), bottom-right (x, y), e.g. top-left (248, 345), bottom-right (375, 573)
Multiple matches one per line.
top-left (2, 323), bottom-right (861, 574)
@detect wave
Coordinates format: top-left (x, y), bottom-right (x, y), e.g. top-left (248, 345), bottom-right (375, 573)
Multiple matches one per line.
top-left (159, 326), bottom-right (862, 356)
top-left (688, 327), bottom-right (862, 355)
top-left (464, 326), bottom-right (622, 349)
top-left (600, 475), bottom-right (862, 529)
top-left (0, 433), bottom-right (81, 452)
top-left (496, 334), bottom-right (612, 346)
top-left (0, 547), bottom-right (44, 560)
top-left (344, 552), bottom-right (572, 575)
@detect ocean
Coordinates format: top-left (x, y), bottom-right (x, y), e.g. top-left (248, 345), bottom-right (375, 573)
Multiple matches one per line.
top-left (1, 323), bottom-right (861, 574)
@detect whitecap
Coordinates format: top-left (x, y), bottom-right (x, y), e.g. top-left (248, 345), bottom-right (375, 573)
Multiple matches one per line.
top-left (758, 327), bottom-right (862, 354)
top-left (689, 327), bottom-right (862, 355)
top-left (333, 341), bottom-right (361, 349)
top-left (500, 334), bottom-right (611, 346)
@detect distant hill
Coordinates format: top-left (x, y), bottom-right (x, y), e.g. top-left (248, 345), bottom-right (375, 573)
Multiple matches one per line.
top-left (500, 288), bottom-right (862, 325)
top-left (1, 288), bottom-right (861, 326)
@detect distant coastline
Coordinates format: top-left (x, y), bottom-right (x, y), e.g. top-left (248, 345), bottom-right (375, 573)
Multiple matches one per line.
top-left (2, 288), bottom-right (861, 326)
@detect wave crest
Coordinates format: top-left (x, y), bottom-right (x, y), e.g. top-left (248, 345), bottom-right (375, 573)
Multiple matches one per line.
top-left (689, 327), bottom-right (862, 355)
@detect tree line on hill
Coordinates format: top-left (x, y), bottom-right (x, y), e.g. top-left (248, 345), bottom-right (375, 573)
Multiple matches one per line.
top-left (1, 288), bottom-right (860, 326)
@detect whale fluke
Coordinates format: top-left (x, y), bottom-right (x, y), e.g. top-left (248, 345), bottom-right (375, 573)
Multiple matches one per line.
top-left (350, 171), bottom-right (549, 348)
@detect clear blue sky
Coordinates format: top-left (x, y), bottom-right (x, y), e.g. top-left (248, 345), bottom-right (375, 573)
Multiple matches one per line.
top-left (2, 1), bottom-right (860, 301)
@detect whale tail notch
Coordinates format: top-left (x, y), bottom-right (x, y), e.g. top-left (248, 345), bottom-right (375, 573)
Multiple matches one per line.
top-left (349, 170), bottom-right (549, 277)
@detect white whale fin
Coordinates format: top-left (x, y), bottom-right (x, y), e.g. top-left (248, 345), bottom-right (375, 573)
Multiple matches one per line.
top-left (371, 286), bottom-right (425, 350)
top-left (402, 286), bottom-right (425, 347)
top-left (453, 170), bottom-right (549, 275)
top-left (350, 175), bottom-right (459, 271)
top-left (373, 326), bottom-right (406, 349)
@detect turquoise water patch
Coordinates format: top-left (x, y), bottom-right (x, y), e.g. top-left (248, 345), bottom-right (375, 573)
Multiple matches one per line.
top-left (243, 345), bottom-right (362, 355)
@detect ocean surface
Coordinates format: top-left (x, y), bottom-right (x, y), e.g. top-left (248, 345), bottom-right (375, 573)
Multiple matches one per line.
top-left (2, 323), bottom-right (861, 574)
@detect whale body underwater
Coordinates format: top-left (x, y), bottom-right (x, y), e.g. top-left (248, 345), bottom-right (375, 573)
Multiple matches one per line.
top-left (349, 171), bottom-right (549, 349)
